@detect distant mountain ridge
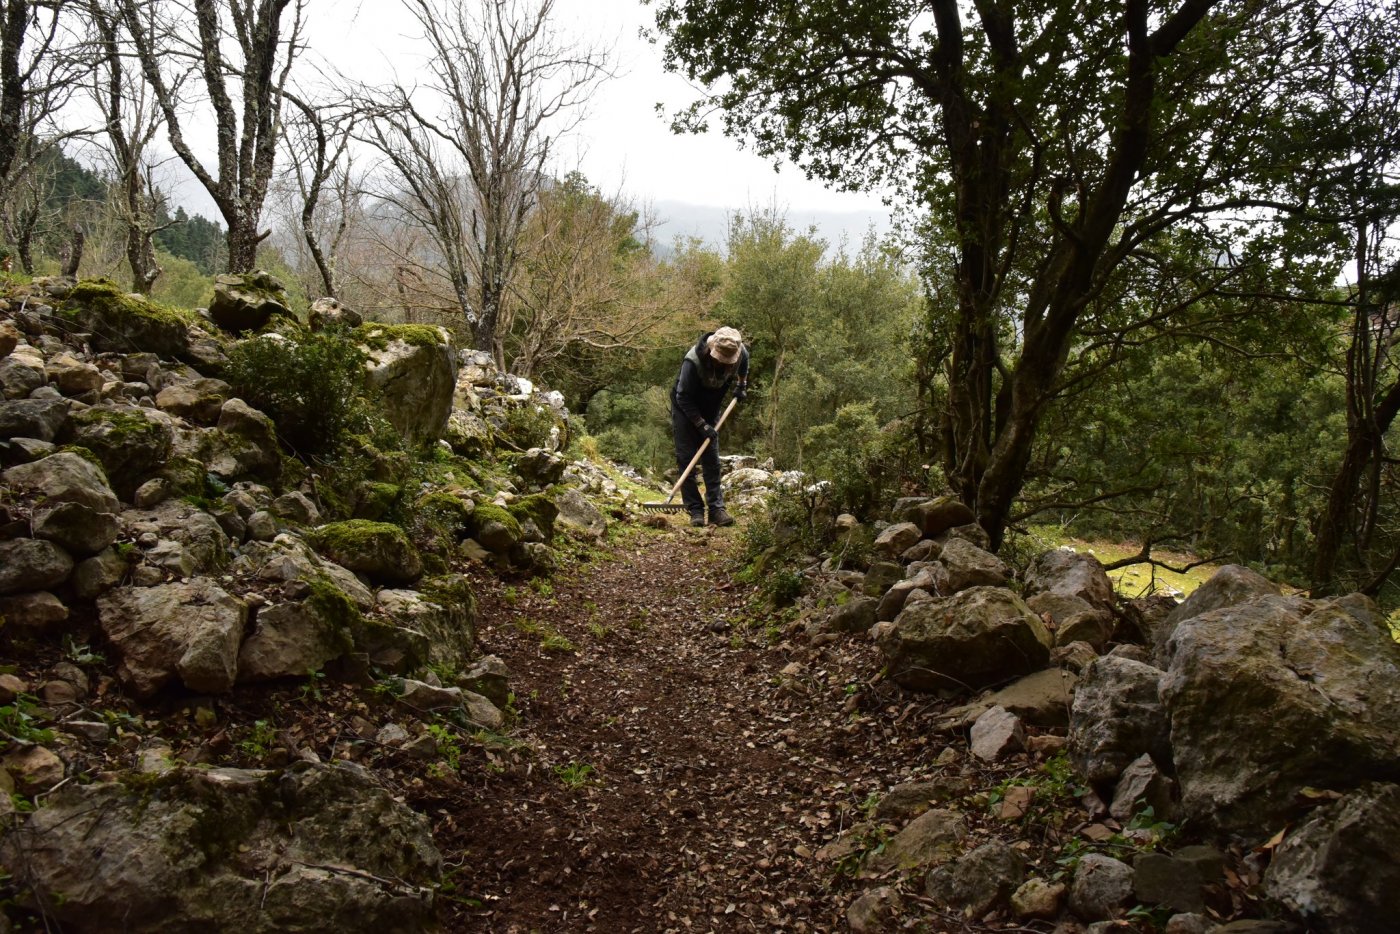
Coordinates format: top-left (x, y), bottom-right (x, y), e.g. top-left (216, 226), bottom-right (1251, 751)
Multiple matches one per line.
top-left (647, 199), bottom-right (892, 256)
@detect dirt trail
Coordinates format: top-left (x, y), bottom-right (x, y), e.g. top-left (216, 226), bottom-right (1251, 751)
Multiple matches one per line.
top-left (425, 523), bottom-right (957, 933)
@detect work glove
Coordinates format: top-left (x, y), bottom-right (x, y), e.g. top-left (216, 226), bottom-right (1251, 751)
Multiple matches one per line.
top-left (734, 385), bottom-right (748, 403)
top-left (700, 423), bottom-right (719, 443)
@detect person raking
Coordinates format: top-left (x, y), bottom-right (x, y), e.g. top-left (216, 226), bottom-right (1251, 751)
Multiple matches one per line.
top-left (670, 326), bottom-right (749, 527)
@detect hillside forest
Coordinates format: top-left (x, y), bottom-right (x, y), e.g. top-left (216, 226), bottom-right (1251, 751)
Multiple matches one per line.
top-left (2, 0), bottom-right (1399, 607)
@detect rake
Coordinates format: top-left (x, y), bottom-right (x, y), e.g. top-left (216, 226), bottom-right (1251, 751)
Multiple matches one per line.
top-left (642, 396), bottom-right (740, 514)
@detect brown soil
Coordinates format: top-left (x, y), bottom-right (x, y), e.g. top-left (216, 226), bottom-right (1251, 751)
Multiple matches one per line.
top-left (417, 522), bottom-right (1074, 933)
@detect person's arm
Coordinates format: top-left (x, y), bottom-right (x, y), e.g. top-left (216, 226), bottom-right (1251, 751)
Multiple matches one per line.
top-left (673, 357), bottom-right (709, 428)
top-left (734, 347), bottom-right (750, 401)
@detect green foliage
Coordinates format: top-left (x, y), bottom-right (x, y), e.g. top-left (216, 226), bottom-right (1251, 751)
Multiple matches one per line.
top-left (155, 206), bottom-right (226, 274)
top-left (225, 324), bottom-right (373, 457)
top-left (804, 402), bottom-right (919, 519)
top-left (149, 251), bottom-right (214, 308)
top-left (0, 695), bottom-right (55, 750)
top-left (553, 761), bottom-right (598, 788)
top-left (237, 719), bottom-right (277, 758)
top-left (500, 402), bottom-right (559, 452)
top-left (62, 277), bottom-right (196, 329)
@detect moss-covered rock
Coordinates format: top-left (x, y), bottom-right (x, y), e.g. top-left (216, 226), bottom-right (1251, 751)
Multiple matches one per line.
top-left (358, 324), bottom-right (457, 447)
top-left (64, 404), bottom-right (174, 500)
top-left (510, 493), bottom-right (559, 542)
top-left (353, 482), bottom-right (401, 521)
top-left (60, 278), bottom-right (194, 357)
top-left (353, 322), bottom-right (451, 350)
top-left (307, 520), bottom-right (423, 586)
top-left (467, 503), bottom-right (521, 555)
top-left (209, 271), bottom-right (293, 333)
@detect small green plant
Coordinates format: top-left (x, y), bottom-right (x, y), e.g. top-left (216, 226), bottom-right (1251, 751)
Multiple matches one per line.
top-left (514, 617), bottom-right (575, 652)
top-left (587, 621), bottom-right (609, 639)
top-left (299, 668), bottom-right (327, 703)
top-left (554, 761), bottom-right (598, 788)
top-left (0, 696), bottom-right (55, 749)
top-left (502, 586), bottom-right (519, 606)
top-left (528, 578), bottom-right (554, 598)
top-left (427, 722), bottom-right (463, 772)
top-left (63, 635), bottom-right (105, 666)
top-left (238, 719), bottom-right (277, 758)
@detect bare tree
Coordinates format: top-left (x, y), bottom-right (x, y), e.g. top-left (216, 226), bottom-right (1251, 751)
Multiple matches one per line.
top-left (115, 0), bottom-right (304, 273)
top-left (279, 90), bottom-right (355, 298)
top-left (88, 0), bottom-right (170, 293)
top-left (1, 0), bottom-right (87, 270)
top-left (361, 0), bottom-right (610, 367)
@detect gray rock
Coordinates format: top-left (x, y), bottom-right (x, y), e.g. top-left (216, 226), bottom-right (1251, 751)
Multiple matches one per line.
top-left (247, 510), bottom-right (278, 540)
top-left (3, 450), bottom-right (120, 514)
top-left (72, 547), bottom-right (128, 599)
top-left (901, 538), bottom-right (940, 563)
top-left (1264, 783), bottom-right (1400, 933)
top-left (1012, 878), bottom-right (1065, 920)
top-left (398, 680), bottom-right (503, 730)
top-left (155, 377), bottom-right (231, 424)
top-left (459, 655), bottom-right (510, 709)
top-left (237, 600), bottom-right (354, 682)
top-left (209, 270), bottom-right (293, 332)
top-left (1, 746), bottom-right (65, 793)
top-left (0, 436), bottom-right (56, 466)
top-left (1070, 853), bottom-right (1135, 921)
top-left (925, 841), bottom-right (1024, 917)
top-left (360, 326), bottom-right (456, 446)
top-left (133, 477), bottom-right (171, 508)
top-left (554, 487), bottom-right (606, 539)
top-left (861, 560), bottom-right (904, 598)
top-left (950, 668), bottom-right (1080, 729)
top-left (210, 398), bottom-right (282, 481)
top-left (0, 538), bottom-right (74, 595)
top-left (876, 580), bottom-right (920, 622)
top-left (863, 809), bottom-right (966, 874)
top-left (876, 587), bottom-right (1052, 693)
top-left (1164, 914), bottom-right (1214, 934)
top-left (911, 497), bottom-right (975, 537)
top-left (932, 538), bottom-right (1010, 594)
top-left (309, 521), bottom-right (422, 586)
top-left (271, 491), bottom-right (320, 526)
top-left (1161, 593), bottom-right (1400, 835)
top-left (939, 522), bottom-right (992, 551)
top-left (846, 886), bottom-right (903, 934)
top-left (1025, 548), bottom-right (1117, 613)
top-left (970, 705), bottom-right (1026, 761)
top-left (33, 500), bottom-right (119, 556)
top-left (0, 591), bottom-right (69, 630)
top-left (0, 398), bottom-right (69, 441)
top-left (1069, 655), bottom-right (1170, 788)
top-left (827, 594), bottom-right (879, 634)
top-left (45, 353), bottom-right (104, 396)
top-left (97, 580), bottom-right (247, 697)
top-left (516, 447), bottom-right (566, 487)
top-left (1154, 564), bottom-right (1279, 664)
top-left (0, 762), bottom-right (440, 933)
top-left (377, 585), bottom-right (477, 670)
top-left (1110, 754), bottom-right (1177, 823)
top-left (0, 320), bottom-right (18, 358)
top-left (873, 777), bottom-right (971, 822)
top-left (122, 501), bottom-right (230, 573)
top-left (1052, 640), bottom-right (1102, 672)
top-left (1056, 609), bottom-right (1115, 650)
top-left (64, 403), bottom-right (174, 500)
top-left (0, 348), bottom-right (46, 399)
top-left (874, 521), bottom-right (922, 559)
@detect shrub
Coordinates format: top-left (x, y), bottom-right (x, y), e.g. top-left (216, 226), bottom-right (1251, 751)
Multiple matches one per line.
top-left (225, 324), bottom-right (371, 457)
top-left (803, 403), bottom-right (919, 520)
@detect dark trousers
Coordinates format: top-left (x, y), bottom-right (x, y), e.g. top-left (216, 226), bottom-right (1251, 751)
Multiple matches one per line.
top-left (671, 407), bottom-right (724, 518)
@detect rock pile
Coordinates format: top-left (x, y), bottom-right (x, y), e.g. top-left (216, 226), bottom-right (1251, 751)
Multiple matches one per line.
top-left (0, 273), bottom-right (636, 931)
top-left (803, 494), bottom-right (1400, 932)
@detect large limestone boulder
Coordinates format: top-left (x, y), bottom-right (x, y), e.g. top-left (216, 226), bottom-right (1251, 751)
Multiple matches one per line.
top-left (205, 397), bottom-right (282, 481)
top-left (910, 496), bottom-right (976, 538)
top-left (1024, 548), bottom-right (1117, 612)
top-left (34, 500), bottom-right (119, 556)
top-left (1161, 593), bottom-right (1400, 836)
top-left (155, 377), bottom-right (232, 425)
top-left (0, 762), bottom-right (441, 933)
top-left (376, 580), bottom-right (476, 670)
top-left (208, 270), bottom-right (293, 333)
top-left (358, 324), bottom-right (456, 447)
top-left (874, 522), bottom-right (922, 559)
top-left (59, 278), bottom-right (191, 356)
top-left (45, 353), bottom-right (104, 397)
top-left (307, 520), bottom-right (423, 586)
top-left (1069, 655), bottom-right (1171, 788)
top-left (122, 500), bottom-right (231, 573)
top-left (554, 487), bottom-right (606, 539)
top-left (237, 596), bottom-right (356, 683)
top-left (932, 538), bottom-right (1010, 594)
top-left (3, 451), bottom-right (120, 514)
top-left (1264, 782), bottom-right (1400, 932)
top-left (64, 403), bottom-right (174, 500)
top-left (875, 587), bottom-right (1052, 692)
top-left (1153, 564), bottom-right (1279, 664)
top-left (97, 580), bottom-right (247, 697)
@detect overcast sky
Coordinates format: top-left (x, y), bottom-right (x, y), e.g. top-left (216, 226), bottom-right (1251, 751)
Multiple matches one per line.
top-left (307, 0), bottom-right (892, 247)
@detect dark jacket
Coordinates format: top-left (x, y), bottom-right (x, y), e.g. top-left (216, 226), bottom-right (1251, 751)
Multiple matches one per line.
top-left (670, 331), bottom-right (749, 426)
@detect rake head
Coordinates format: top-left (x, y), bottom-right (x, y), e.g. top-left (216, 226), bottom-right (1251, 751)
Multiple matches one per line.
top-left (640, 501), bottom-right (688, 513)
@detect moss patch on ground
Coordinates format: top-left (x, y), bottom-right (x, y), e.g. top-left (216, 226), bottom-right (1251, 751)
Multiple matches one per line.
top-left (62, 278), bottom-right (196, 328)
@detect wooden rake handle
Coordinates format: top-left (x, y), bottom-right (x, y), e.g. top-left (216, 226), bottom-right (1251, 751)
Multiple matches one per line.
top-left (665, 395), bottom-right (740, 505)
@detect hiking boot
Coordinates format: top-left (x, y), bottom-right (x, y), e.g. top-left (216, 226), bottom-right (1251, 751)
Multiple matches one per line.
top-left (708, 507), bottom-right (735, 527)
top-left (689, 514), bottom-right (706, 527)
